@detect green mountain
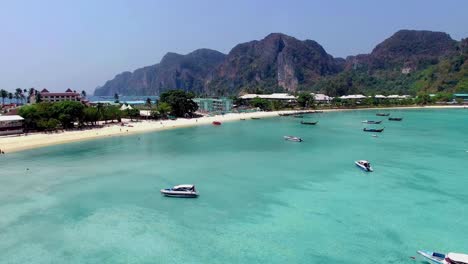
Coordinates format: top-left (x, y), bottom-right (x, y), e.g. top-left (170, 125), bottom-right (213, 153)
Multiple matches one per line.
top-left (94, 49), bottom-right (226, 96)
top-left (94, 30), bottom-right (467, 96)
top-left (207, 33), bottom-right (343, 95)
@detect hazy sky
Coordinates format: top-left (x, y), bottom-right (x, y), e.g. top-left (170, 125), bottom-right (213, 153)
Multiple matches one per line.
top-left (1, 0), bottom-right (467, 93)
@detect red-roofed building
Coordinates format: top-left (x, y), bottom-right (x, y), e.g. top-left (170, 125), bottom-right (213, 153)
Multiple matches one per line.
top-left (30, 88), bottom-right (82, 104)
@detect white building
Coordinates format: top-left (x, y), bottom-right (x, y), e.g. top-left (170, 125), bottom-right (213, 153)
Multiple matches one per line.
top-left (339, 94), bottom-right (367, 100)
top-left (387, 95), bottom-right (411, 99)
top-left (0, 115), bottom-right (24, 136)
top-left (374, 95), bottom-right (387, 99)
top-left (312, 93), bottom-right (333, 103)
top-left (240, 93), bottom-right (296, 100)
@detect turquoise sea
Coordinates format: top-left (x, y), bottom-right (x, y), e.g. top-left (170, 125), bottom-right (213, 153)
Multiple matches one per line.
top-left (1, 109), bottom-right (467, 263)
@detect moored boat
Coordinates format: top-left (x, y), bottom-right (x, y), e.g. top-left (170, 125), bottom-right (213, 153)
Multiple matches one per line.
top-left (417, 251), bottom-right (446, 264)
top-left (284, 136), bottom-right (303, 142)
top-left (376, 113), bottom-right (390, 116)
top-left (355, 160), bottom-right (373, 172)
top-left (240, 118), bottom-right (246, 121)
top-left (300, 121), bottom-right (318, 125)
top-left (212, 121), bottom-right (222, 126)
top-left (363, 127), bottom-right (384, 133)
top-left (388, 117), bottom-right (403, 121)
top-left (160, 184), bottom-right (199, 198)
top-left (251, 117), bottom-right (261, 120)
top-left (417, 250), bottom-right (468, 264)
top-left (362, 120), bottom-right (382, 124)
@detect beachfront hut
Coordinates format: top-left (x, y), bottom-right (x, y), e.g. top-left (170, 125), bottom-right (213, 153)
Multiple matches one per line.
top-left (120, 104), bottom-right (134, 111)
top-left (0, 115), bottom-right (24, 136)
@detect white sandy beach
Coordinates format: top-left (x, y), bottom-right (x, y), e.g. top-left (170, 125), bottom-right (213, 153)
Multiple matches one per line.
top-left (0, 105), bottom-right (465, 153)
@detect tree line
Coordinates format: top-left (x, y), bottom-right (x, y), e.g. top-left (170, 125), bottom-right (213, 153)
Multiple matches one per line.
top-left (237, 91), bottom-right (463, 111)
top-left (17, 90), bottom-right (199, 132)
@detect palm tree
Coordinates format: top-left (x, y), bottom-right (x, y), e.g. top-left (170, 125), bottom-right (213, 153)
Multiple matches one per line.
top-left (81, 90), bottom-right (87, 99)
top-left (96, 103), bottom-right (104, 121)
top-left (8, 92), bottom-right (13, 103)
top-left (28, 88), bottom-right (35, 103)
top-left (145, 97), bottom-right (152, 109)
top-left (114, 93), bottom-right (119, 103)
top-left (0, 89), bottom-right (7, 106)
top-left (15, 88), bottom-right (22, 104)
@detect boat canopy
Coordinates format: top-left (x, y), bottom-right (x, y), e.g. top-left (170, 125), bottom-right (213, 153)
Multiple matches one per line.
top-left (447, 253), bottom-right (468, 264)
top-left (173, 184), bottom-right (195, 189)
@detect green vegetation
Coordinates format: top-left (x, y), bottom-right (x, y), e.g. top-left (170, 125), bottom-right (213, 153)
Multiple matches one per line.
top-left (297, 92), bottom-right (315, 108)
top-left (155, 102), bottom-right (172, 118)
top-left (18, 101), bottom-right (127, 132)
top-left (159, 90), bottom-right (198, 117)
top-left (249, 97), bottom-right (270, 111)
top-left (0, 89), bottom-right (7, 105)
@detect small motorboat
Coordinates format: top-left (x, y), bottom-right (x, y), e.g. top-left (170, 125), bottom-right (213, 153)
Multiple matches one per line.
top-left (362, 120), bottom-right (382, 124)
top-left (212, 121), bottom-right (222, 126)
top-left (284, 136), bottom-right (303, 142)
top-left (388, 117), bottom-right (403, 121)
top-left (363, 127), bottom-right (384, 133)
top-left (355, 160), bottom-right (373, 172)
top-left (240, 118), bottom-right (246, 121)
top-left (417, 251), bottom-right (446, 264)
top-left (371, 134), bottom-right (378, 137)
top-left (376, 113), bottom-right (390, 116)
top-left (251, 117), bottom-right (261, 120)
top-left (300, 121), bottom-right (318, 125)
top-left (160, 184), bottom-right (199, 198)
top-left (417, 250), bottom-right (468, 264)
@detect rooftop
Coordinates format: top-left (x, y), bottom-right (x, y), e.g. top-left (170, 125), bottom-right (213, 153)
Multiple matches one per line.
top-left (240, 93), bottom-right (296, 100)
top-left (0, 115), bottom-right (24, 121)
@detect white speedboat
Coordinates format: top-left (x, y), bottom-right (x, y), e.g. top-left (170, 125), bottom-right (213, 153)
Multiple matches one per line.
top-left (355, 160), bottom-right (373, 172)
top-left (160, 184), bottom-right (199, 198)
top-left (284, 136), bottom-right (303, 142)
top-left (362, 120), bottom-right (382, 124)
top-left (418, 250), bottom-right (468, 264)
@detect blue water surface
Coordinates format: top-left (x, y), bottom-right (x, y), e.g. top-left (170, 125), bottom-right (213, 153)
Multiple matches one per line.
top-left (0, 109), bottom-right (467, 263)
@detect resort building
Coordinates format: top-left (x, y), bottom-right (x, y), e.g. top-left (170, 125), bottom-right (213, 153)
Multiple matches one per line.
top-left (386, 95), bottom-right (411, 99)
top-left (312, 93), bottom-right (333, 103)
top-left (453, 94), bottom-right (468, 103)
top-left (30, 88), bottom-right (82, 103)
top-left (193, 98), bottom-right (233, 113)
top-left (0, 115), bottom-right (24, 136)
top-left (339, 94), bottom-right (367, 100)
top-left (240, 93), bottom-right (296, 101)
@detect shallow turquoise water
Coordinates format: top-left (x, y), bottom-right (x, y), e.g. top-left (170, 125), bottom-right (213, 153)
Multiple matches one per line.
top-left (1, 109), bottom-right (467, 263)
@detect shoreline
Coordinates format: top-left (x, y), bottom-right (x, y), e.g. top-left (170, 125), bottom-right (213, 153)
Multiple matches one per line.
top-left (0, 105), bottom-right (465, 153)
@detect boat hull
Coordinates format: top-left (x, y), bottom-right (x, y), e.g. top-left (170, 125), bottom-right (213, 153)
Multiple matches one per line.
top-left (363, 128), bottom-right (384, 133)
top-left (300, 121), bottom-right (318, 125)
top-left (417, 250), bottom-right (445, 264)
top-left (355, 162), bottom-right (373, 172)
top-left (362, 121), bottom-right (382, 124)
top-left (160, 190), bottom-right (199, 198)
top-left (284, 136), bottom-right (303, 142)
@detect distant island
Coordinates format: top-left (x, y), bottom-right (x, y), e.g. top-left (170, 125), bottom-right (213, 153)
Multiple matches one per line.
top-left (94, 30), bottom-right (467, 97)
